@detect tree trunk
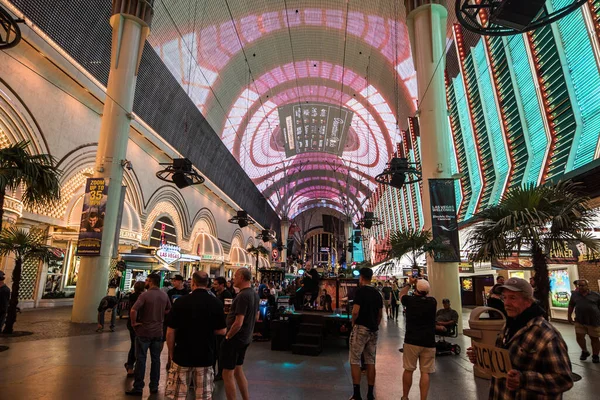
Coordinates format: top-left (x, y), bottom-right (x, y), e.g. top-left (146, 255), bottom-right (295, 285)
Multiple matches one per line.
top-left (3, 256), bottom-right (22, 334)
top-left (532, 245), bottom-right (550, 316)
top-left (0, 189), bottom-right (5, 228)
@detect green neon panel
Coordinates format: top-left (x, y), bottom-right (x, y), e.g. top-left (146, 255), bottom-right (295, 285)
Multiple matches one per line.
top-left (551, 0), bottom-right (600, 169)
top-left (506, 34), bottom-right (547, 185)
top-left (473, 41), bottom-right (510, 206)
top-left (453, 75), bottom-right (482, 219)
top-left (464, 54), bottom-right (495, 209)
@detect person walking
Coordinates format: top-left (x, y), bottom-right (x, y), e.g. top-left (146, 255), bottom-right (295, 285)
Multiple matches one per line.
top-left (400, 277), bottom-right (436, 400)
top-left (390, 283), bottom-right (400, 321)
top-left (221, 268), bottom-right (259, 400)
top-left (126, 273), bottom-right (171, 396)
top-left (0, 271), bottom-right (10, 332)
top-left (165, 271), bottom-right (227, 399)
top-left (381, 282), bottom-right (392, 319)
top-left (96, 294), bottom-right (119, 333)
top-left (124, 281), bottom-right (145, 376)
top-left (348, 267), bottom-right (383, 400)
top-left (568, 279), bottom-right (600, 363)
top-left (467, 278), bottom-right (573, 399)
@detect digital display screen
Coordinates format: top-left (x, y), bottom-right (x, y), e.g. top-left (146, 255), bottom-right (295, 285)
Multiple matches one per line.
top-left (279, 102), bottom-right (353, 158)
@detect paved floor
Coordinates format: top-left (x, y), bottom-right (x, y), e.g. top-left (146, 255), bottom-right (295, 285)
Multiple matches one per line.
top-left (0, 307), bottom-right (599, 399)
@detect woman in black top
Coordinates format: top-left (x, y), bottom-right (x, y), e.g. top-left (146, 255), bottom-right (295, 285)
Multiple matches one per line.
top-left (124, 281), bottom-right (145, 375)
top-left (226, 280), bottom-right (237, 298)
top-left (390, 283), bottom-right (400, 320)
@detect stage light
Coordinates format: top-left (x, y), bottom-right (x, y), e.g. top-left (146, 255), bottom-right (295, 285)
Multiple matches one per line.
top-left (156, 158), bottom-right (204, 189)
top-left (298, 269), bottom-right (305, 275)
top-left (375, 157), bottom-right (421, 189)
top-left (352, 270), bottom-right (360, 277)
top-left (229, 210), bottom-right (254, 228)
top-left (358, 211), bottom-right (382, 230)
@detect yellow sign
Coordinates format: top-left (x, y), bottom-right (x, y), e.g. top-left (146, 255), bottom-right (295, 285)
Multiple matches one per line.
top-left (473, 342), bottom-right (513, 378)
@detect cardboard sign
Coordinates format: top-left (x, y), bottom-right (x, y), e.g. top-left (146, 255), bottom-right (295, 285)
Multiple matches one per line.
top-left (473, 342), bottom-right (513, 378)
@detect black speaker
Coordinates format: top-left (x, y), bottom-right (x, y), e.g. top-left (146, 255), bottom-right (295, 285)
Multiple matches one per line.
top-left (172, 172), bottom-right (194, 189)
top-left (238, 219), bottom-right (248, 228)
top-left (491, 0), bottom-right (546, 31)
top-left (390, 172), bottom-right (407, 189)
top-left (236, 211), bottom-right (249, 228)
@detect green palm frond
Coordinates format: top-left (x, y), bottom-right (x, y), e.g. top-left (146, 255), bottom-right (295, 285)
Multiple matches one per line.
top-left (0, 226), bottom-right (56, 262)
top-left (389, 229), bottom-right (451, 267)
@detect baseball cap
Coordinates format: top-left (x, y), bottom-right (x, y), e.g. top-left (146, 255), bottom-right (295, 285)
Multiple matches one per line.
top-left (500, 277), bottom-right (533, 298)
top-left (416, 279), bottom-right (430, 293)
top-left (172, 274), bottom-right (184, 281)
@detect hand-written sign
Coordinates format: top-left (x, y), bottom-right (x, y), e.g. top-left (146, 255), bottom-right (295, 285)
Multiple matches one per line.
top-left (473, 342), bottom-right (513, 379)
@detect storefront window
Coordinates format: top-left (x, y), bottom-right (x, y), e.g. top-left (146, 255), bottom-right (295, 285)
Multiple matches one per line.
top-left (66, 243), bottom-right (81, 287)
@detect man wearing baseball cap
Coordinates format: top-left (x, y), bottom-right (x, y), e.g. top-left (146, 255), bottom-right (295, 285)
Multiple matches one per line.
top-left (167, 274), bottom-right (189, 304)
top-left (399, 277), bottom-right (437, 400)
top-left (467, 278), bottom-right (573, 399)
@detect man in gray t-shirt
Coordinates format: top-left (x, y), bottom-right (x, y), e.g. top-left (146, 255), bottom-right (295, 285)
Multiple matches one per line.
top-left (221, 268), bottom-right (259, 400)
top-left (568, 279), bottom-right (600, 363)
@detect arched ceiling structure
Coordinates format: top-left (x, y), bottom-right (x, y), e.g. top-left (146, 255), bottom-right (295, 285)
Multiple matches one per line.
top-left (147, 1), bottom-right (453, 221)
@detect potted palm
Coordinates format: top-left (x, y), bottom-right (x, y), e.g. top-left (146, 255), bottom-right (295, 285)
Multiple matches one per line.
top-left (247, 244), bottom-right (270, 276)
top-left (0, 141), bottom-right (61, 224)
top-left (467, 181), bottom-right (599, 314)
top-left (0, 227), bottom-right (60, 334)
top-left (388, 229), bottom-right (450, 272)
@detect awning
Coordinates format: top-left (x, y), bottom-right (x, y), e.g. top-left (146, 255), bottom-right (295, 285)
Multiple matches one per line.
top-left (229, 246), bottom-right (251, 268)
top-left (195, 232), bottom-right (225, 262)
top-left (121, 253), bottom-right (160, 264)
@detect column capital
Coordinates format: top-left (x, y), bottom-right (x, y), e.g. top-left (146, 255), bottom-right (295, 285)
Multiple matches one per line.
top-left (111, 0), bottom-right (154, 26)
top-left (405, 0), bottom-right (447, 16)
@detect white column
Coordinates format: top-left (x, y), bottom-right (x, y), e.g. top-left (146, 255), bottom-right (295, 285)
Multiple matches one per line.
top-left (407, 3), bottom-right (463, 331)
top-left (72, 3), bottom-right (151, 323)
top-left (280, 218), bottom-right (289, 263)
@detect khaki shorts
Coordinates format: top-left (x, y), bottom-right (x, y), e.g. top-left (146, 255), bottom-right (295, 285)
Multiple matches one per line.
top-left (349, 325), bottom-right (379, 365)
top-left (403, 343), bottom-right (436, 373)
top-left (575, 322), bottom-right (600, 337)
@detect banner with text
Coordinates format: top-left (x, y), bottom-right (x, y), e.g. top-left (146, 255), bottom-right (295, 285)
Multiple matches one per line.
top-left (429, 179), bottom-right (460, 262)
top-left (76, 178), bottom-right (109, 256)
top-left (473, 342), bottom-right (512, 379)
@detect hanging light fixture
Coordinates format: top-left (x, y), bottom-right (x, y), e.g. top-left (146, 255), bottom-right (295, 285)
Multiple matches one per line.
top-left (455, 0), bottom-right (587, 36)
top-left (0, 5), bottom-right (23, 49)
top-left (228, 211), bottom-right (255, 228)
top-left (256, 229), bottom-right (276, 243)
top-left (357, 212), bottom-right (382, 230)
top-left (375, 157), bottom-right (421, 189)
top-left (156, 158), bottom-right (204, 189)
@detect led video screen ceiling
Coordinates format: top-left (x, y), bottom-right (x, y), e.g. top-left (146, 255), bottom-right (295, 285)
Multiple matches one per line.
top-left (279, 102), bottom-right (353, 158)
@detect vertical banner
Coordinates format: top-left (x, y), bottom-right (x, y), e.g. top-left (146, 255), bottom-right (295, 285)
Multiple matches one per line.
top-left (429, 179), bottom-right (460, 262)
top-left (112, 186), bottom-right (127, 258)
top-left (76, 178), bottom-right (109, 256)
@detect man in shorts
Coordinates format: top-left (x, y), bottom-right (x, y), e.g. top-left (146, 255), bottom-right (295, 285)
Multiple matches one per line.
top-left (165, 271), bottom-right (226, 399)
top-left (221, 268), bottom-right (259, 400)
top-left (349, 268), bottom-right (383, 400)
top-left (568, 279), bottom-right (600, 363)
top-left (400, 277), bottom-right (437, 400)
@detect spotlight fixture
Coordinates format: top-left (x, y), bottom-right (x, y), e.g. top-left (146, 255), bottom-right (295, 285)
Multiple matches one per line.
top-left (156, 158), bottom-right (204, 189)
top-left (375, 158), bottom-right (421, 189)
top-left (228, 211), bottom-right (255, 228)
top-left (0, 6), bottom-right (23, 49)
top-left (357, 212), bottom-right (382, 230)
top-left (353, 231), bottom-right (362, 244)
top-left (455, 0), bottom-right (587, 36)
top-left (256, 229), bottom-right (276, 243)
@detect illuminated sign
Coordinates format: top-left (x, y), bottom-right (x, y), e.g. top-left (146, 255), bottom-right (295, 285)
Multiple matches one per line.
top-left (278, 102), bottom-right (353, 158)
top-left (156, 244), bottom-right (181, 264)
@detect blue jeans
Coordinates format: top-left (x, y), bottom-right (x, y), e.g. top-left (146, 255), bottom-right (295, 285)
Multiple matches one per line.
top-left (133, 336), bottom-right (163, 391)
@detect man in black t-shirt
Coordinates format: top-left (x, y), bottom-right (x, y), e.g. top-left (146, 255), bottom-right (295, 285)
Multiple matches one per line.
top-left (222, 268), bottom-right (259, 400)
top-left (295, 260), bottom-right (320, 309)
top-left (167, 275), bottom-right (189, 303)
top-left (400, 277), bottom-right (437, 400)
top-left (349, 268), bottom-right (383, 400)
top-left (165, 271), bottom-right (226, 399)
top-left (381, 282), bottom-right (393, 318)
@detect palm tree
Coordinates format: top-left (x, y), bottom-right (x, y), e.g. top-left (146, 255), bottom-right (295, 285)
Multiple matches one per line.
top-left (388, 229), bottom-right (450, 271)
top-left (247, 244), bottom-right (270, 276)
top-left (0, 141), bottom-right (61, 224)
top-left (467, 181), bottom-right (599, 313)
top-left (0, 227), bottom-right (58, 334)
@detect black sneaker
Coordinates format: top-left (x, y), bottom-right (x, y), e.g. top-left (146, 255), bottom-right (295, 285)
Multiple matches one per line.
top-left (124, 389), bottom-right (143, 396)
top-left (580, 350), bottom-right (591, 360)
top-left (593, 355), bottom-right (599, 364)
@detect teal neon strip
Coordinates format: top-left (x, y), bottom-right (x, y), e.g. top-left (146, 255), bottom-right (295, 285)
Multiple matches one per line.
top-left (551, 0), bottom-right (600, 170)
top-left (413, 136), bottom-right (424, 228)
top-left (448, 118), bottom-right (464, 210)
top-left (473, 41), bottom-right (510, 206)
top-left (505, 34), bottom-right (547, 185)
top-left (453, 75), bottom-right (482, 219)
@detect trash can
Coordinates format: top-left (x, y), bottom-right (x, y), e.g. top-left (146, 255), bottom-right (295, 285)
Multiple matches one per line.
top-left (463, 307), bottom-right (506, 379)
